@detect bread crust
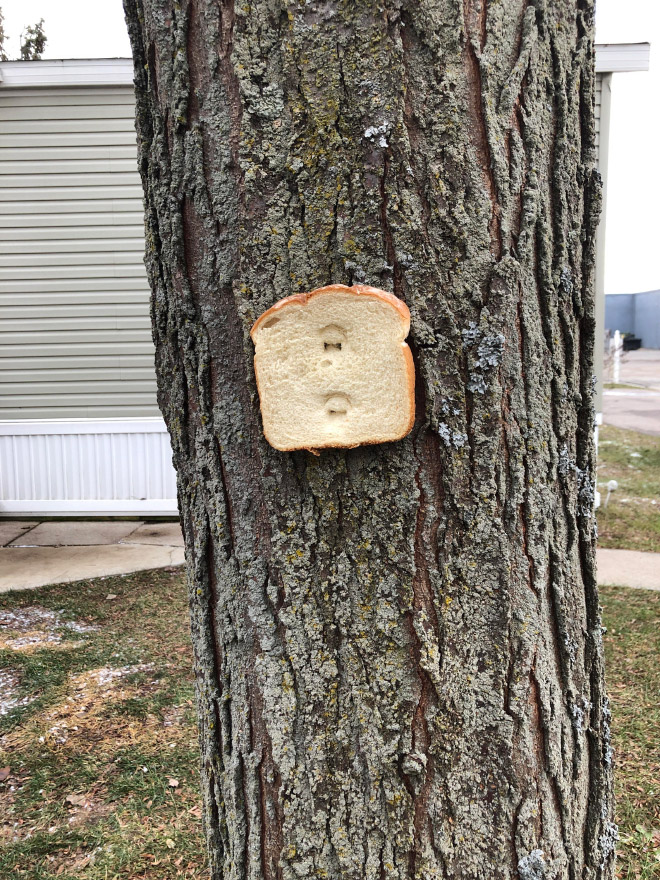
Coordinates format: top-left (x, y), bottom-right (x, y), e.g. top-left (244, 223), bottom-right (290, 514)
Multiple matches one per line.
top-left (250, 283), bottom-right (411, 339)
top-left (251, 284), bottom-right (415, 452)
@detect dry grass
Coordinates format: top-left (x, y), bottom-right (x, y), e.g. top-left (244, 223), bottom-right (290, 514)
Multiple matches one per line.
top-left (0, 566), bottom-right (207, 879)
top-left (0, 566), bottom-right (658, 878)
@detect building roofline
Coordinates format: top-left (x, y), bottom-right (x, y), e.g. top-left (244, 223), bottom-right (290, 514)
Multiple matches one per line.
top-left (595, 42), bottom-right (650, 73)
top-left (0, 58), bottom-right (135, 87)
top-left (0, 42), bottom-right (651, 88)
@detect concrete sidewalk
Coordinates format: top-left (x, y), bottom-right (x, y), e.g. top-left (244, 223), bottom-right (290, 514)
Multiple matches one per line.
top-left (602, 348), bottom-right (660, 435)
top-left (0, 520), bottom-right (185, 593)
top-left (1, 520), bottom-right (657, 593)
top-left (602, 388), bottom-right (660, 436)
top-left (596, 548), bottom-right (660, 591)
top-left (604, 348), bottom-right (660, 391)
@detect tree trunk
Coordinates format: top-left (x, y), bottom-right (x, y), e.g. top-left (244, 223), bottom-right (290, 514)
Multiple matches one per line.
top-left (123, 0), bottom-right (614, 877)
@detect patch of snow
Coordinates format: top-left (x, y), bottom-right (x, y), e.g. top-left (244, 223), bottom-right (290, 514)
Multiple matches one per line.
top-left (4, 633), bottom-right (61, 650)
top-left (93, 664), bottom-right (154, 686)
top-left (0, 608), bottom-right (58, 630)
top-left (61, 620), bottom-right (98, 634)
top-left (0, 606), bottom-right (98, 651)
top-left (0, 670), bottom-right (35, 717)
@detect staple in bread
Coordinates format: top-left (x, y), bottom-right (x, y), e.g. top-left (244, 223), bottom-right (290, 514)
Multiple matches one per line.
top-left (250, 284), bottom-right (415, 451)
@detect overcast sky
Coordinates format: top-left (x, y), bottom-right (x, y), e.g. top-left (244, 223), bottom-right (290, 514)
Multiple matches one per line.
top-left (1, 0), bottom-right (658, 294)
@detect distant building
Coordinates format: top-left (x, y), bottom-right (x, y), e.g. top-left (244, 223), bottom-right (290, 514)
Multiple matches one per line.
top-left (0, 46), bottom-right (652, 516)
top-left (605, 290), bottom-right (660, 350)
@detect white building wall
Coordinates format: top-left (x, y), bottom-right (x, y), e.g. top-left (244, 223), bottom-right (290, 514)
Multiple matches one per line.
top-left (0, 418), bottom-right (177, 516)
top-left (0, 82), bottom-right (158, 420)
top-left (0, 61), bottom-right (176, 515)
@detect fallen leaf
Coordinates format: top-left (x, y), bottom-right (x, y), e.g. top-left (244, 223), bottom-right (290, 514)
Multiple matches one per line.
top-left (168, 778), bottom-right (179, 788)
top-left (0, 767), bottom-right (10, 782)
top-left (65, 793), bottom-right (87, 806)
top-left (165, 838), bottom-right (175, 849)
top-left (105, 594), bottom-right (117, 601)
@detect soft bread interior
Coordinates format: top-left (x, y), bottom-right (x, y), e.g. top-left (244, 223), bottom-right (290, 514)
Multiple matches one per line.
top-left (253, 291), bottom-right (413, 450)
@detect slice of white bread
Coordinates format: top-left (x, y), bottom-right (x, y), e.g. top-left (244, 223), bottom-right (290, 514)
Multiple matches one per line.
top-left (250, 284), bottom-right (415, 452)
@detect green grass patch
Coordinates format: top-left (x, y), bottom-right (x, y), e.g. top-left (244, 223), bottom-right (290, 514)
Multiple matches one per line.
top-left (602, 585), bottom-right (660, 879)
top-left (597, 426), bottom-right (660, 552)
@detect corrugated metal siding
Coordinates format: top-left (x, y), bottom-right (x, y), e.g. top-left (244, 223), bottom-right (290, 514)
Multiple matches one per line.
top-left (0, 420), bottom-right (177, 511)
top-left (0, 84), bottom-right (158, 420)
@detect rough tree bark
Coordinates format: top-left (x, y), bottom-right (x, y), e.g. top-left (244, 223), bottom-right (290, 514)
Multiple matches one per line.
top-left (123, 0), bottom-right (614, 877)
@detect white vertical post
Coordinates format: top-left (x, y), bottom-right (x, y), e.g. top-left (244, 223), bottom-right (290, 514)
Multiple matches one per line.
top-left (613, 330), bottom-right (621, 384)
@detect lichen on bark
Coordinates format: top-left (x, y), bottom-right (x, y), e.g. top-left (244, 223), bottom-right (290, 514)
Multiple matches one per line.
top-left (123, 0), bottom-right (613, 877)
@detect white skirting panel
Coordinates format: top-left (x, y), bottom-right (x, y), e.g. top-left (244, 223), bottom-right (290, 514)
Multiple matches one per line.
top-left (0, 418), bottom-right (178, 517)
